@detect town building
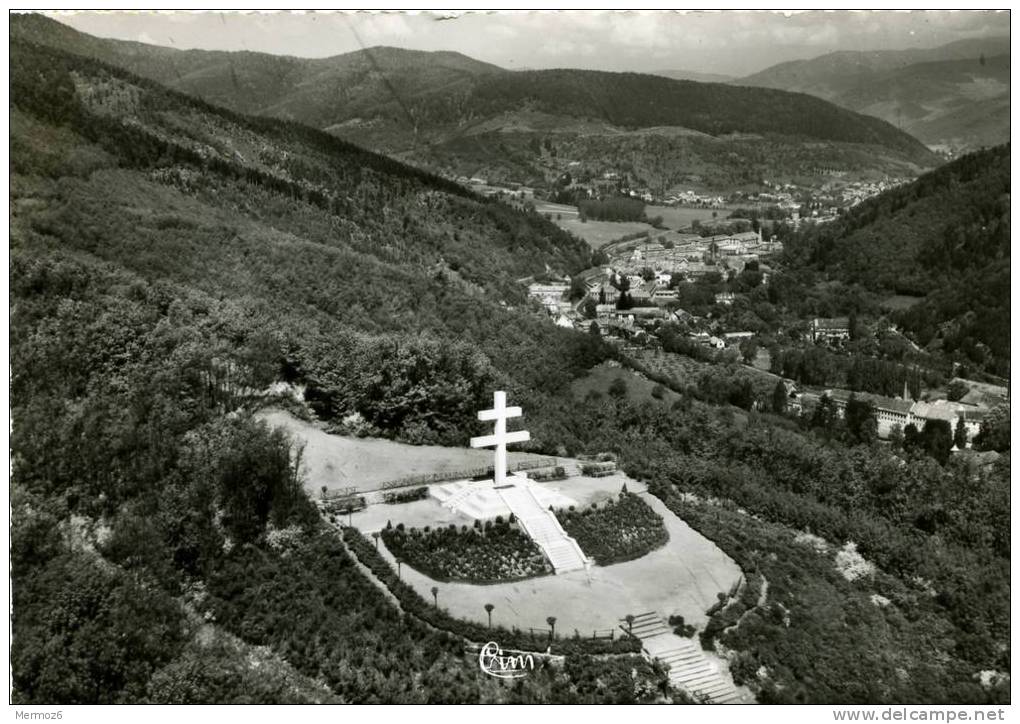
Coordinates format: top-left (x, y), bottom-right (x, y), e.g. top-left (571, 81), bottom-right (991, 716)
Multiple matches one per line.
top-left (631, 280), bottom-right (658, 304)
top-left (824, 389), bottom-right (986, 445)
top-left (811, 317), bottom-right (850, 343)
top-left (528, 282), bottom-right (569, 313)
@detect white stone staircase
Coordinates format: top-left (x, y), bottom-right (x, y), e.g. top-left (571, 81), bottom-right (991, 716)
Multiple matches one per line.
top-left (625, 612), bottom-right (741, 704)
top-left (437, 479), bottom-right (490, 512)
top-left (497, 481), bottom-right (588, 574)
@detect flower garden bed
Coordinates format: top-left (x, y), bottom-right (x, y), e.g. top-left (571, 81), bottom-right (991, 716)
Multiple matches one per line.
top-left (381, 517), bottom-right (552, 583)
top-left (556, 491), bottom-right (668, 566)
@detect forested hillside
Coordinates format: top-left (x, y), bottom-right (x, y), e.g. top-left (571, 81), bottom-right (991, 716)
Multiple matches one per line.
top-left (11, 14), bottom-right (938, 189)
top-left (782, 145), bottom-right (1010, 376)
top-left (10, 39), bottom-right (641, 703)
top-left (739, 37), bottom-right (1010, 94)
top-left (737, 37), bottom-right (1010, 151)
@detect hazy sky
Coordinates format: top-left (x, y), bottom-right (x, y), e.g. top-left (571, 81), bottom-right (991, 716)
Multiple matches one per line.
top-left (47, 9), bottom-right (1010, 78)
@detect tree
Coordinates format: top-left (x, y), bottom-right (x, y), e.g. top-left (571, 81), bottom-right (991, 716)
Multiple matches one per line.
top-left (589, 321), bottom-right (600, 337)
top-left (888, 424), bottom-right (904, 451)
top-left (844, 394), bottom-right (877, 446)
top-left (953, 417), bottom-right (968, 450)
top-left (651, 384), bottom-right (665, 400)
top-left (569, 276), bottom-right (589, 301)
top-left (771, 380), bottom-right (788, 414)
top-left (810, 394), bottom-right (838, 433)
top-left (946, 380), bottom-right (969, 401)
top-left (485, 603), bottom-right (495, 629)
top-left (431, 586), bottom-right (439, 608)
top-left (581, 296), bottom-right (598, 319)
top-left (739, 337), bottom-right (759, 365)
top-left (372, 531), bottom-right (380, 548)
top-left (920, 419), bottom-right (953, 464)
top-left (624, 614), bottom-right (635, 635)
top-left (903, 423), bottom-right (921, 453)
top-left (547, 616), bottom-right (557, 640)
top-left (974, 407), bottom-right (1010, 452)
top-left (608, 377), bottom-right (628, 399)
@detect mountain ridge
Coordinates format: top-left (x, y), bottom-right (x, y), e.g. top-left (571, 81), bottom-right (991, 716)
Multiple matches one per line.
top-left (12, 13), bottom-right (939, 188)
top-left (736, 36), bottom-right (1010, 150)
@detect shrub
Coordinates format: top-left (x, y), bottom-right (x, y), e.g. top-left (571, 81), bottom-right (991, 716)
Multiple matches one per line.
top-left (381, 486), bottom-right (429, 504)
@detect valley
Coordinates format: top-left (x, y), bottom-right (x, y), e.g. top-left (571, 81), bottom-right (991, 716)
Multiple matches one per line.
top-left (8, 11), bottom-right (1010, 710)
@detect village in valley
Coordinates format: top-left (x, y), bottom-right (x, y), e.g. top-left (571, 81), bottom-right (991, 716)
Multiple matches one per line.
top-left (522, 195), bottom-right (1008, 457)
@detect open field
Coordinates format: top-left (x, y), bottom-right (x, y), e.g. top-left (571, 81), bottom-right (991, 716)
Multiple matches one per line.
top-left (645, 204), bottom-right (738, 230)
top-left (570, 360), bottom-right (680, 405)
top-left (351, 472), bottom-right (742, 635)
top-left (532, 199), bottom-right (741, 249)
top-left (533, 200), bottom-right (654, 248)
top-left (257, 409), bottom-right (554, 494)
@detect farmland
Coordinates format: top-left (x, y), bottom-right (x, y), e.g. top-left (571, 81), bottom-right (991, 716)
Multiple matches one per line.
top-left (533, 200), bottom-right (654, 248)
top-left (645, 204), bottom-right (738, 230)
top-left (625, 349), bottom-right (708, 389)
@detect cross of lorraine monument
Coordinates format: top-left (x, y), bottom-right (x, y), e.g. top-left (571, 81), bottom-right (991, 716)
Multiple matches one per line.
top-left (429, 390), bottom-right (589, 574)
top-left (470, 390), bottom-right (529, 487)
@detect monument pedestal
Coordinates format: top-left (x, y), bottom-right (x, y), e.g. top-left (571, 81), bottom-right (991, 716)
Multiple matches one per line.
top-left (430, 473), bottom-right (577, 520)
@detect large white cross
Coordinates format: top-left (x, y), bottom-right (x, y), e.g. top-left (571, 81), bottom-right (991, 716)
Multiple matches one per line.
top-left (470, 390), bottom-right (530, 486)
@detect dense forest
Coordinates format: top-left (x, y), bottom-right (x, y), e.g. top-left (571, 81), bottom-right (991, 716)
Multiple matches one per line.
top-left (9, 32), bottom-right (1009, 706)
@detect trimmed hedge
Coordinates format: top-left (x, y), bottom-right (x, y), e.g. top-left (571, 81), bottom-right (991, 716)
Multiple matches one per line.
top-left (382, 486), bottom-right (429, 504)
top-left (343, 526), bottom-right (641, 656)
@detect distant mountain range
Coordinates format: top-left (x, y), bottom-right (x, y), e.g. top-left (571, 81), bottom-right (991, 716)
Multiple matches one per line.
top-left (652, 69), bottom-right (734, 84)
top-left (11, 14), bottom-right (939, 190)
top-left (736, 37), bottom-right (1010, 151)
